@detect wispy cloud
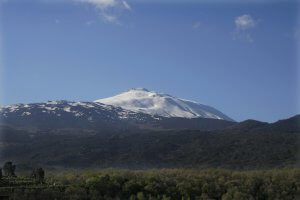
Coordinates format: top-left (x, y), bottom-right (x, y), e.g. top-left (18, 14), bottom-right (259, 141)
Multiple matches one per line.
top-left (86, 20), bottom-right (95, 26)
top-left (79, 0), bottom-right (116, 9)
top-left (193, 22), bottom-right (201, 29)
top-left (235, 14), bottom-right (256, 30)
top-left (77, 0), bottom-right (131, 24)
top-left (233, 14), bottom-right (257, 43)
top-left (294, 29), bottom-right (300, 40)
top-left (102, 13), bottom-right (118, 23)
top-left (122, 1), bottom-right (131, 10)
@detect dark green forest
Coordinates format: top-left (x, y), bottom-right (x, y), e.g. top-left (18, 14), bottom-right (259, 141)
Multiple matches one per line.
top-left (0, 116), bottom-right (299, 199)
top-left (1, 115), bottom-right (299, 169)
top-left (0, 166), bottom-right (299, 200)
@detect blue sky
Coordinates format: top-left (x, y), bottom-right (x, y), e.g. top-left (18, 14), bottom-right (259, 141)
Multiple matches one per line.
top-left (0, 0), bottom-right (299, 122)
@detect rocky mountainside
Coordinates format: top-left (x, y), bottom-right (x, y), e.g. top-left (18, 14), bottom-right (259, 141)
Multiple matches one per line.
top-left (0, 100), bottom-right (234, 131)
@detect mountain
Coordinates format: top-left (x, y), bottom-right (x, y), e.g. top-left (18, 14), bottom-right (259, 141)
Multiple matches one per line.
top-left (0, 115), bottom-right (299, 169)
top-left (2, 90), bottom-right (297, 169)
top-left (0, 101), bottom-right (155, 131)
top-left (95, 88), bottom-right (233, 121)
top-left (0, 100), bottom-right (235, 131)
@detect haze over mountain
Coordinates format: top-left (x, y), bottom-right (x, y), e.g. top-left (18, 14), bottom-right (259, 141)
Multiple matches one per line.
top-left (95, 88), bottom-right (233, 121)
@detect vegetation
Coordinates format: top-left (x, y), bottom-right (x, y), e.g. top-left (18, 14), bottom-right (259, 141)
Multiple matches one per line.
top-left (0, 116), bottom-right (298, 199)
top-left (3, 162), bottom-right (16, 177)
top-left (0, 166), bottom-right (299, 200)
top-left (31, 168), bottom-right (45, 183)
top-left (0, 115), bottom-right (299, 169)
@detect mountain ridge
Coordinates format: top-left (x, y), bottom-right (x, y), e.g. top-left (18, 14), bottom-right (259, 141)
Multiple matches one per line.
top-left (0, 100), bottom-right (235, 132)
top-left (95, 88), bottom-right (233, 121)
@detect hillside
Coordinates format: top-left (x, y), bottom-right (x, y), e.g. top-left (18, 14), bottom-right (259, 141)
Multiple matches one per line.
top-left (0, 115), bottom-right (299, 169)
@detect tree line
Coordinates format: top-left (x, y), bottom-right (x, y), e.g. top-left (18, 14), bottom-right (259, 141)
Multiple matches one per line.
top-left (0, 161), bottom-right (45, 183)
top-left (2, 167), bottom-right (298, 200)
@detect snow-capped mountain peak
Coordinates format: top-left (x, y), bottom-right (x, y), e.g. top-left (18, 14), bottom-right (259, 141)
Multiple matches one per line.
top-left (95, 88), bottom-right (233, 121)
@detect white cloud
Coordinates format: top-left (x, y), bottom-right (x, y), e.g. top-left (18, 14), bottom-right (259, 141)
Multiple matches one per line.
top-left (86, 20), bottom-right (95, 26)
top-left (77, 0), bottom-right (131, 24)
top-left (122, 1), bottom-right (131, 10)
top-left (102, 13), bottom-right (118, 23)
top-left (233, 14), bottom-right (257, 42)
top-left (79, 0), bottom-right (116, 9)
top-left (235, 15), bottom-right (256, 30)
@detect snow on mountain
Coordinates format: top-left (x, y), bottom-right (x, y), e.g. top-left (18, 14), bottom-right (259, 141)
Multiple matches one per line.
top-left (95, 88), bottom-right (233, 121)
top-left (0, 88), bottom-right (234, 132)
top-left (0, 100), bottom-right (165, 130)
top-left (0, 101), bottom-right (149, 121)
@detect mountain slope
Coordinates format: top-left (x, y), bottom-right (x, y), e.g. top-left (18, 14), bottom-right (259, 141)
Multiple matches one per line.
top-left (0, 100), bottom-right (235, 131)
top-left (95, 88), bottom-right (233, 121)
top-left (0, 115), bottom-right (298, 169)
top-left (0, 101), bottom-right (156, 131)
